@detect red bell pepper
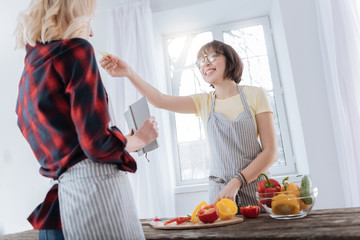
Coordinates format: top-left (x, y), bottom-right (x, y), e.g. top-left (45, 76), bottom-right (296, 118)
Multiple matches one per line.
top-left (176, 216), bottom-right (191, 225)
top-left (164, 217), bottom-right (178, 225)
top-left (240, 205), bottom-right (260, 218)
top-left (197, 204), bottom-right (219, 224)
top-left (164, 216), bottom-right (191, 225)
top-left (257, 173), bottom-right (281, 208)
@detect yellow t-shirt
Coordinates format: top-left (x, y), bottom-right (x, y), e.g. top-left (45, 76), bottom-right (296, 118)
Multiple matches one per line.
top-left (191, 85), bottom-right (273, 137)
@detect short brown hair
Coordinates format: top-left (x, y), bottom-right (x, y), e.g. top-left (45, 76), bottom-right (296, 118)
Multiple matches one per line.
top-left (197, 40), bottom-right (243, 84)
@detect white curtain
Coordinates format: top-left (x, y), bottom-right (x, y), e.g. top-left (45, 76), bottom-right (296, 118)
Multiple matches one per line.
top-left (316, 0), bottom-right (360, 207)
top-left (104, 0), bottom-right (176, 218)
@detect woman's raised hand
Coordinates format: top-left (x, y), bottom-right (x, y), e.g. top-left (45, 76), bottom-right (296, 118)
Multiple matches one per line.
top-left (99, 54), bottom-right (131, 78)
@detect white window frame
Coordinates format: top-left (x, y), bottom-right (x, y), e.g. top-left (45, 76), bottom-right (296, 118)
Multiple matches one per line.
top-left (163, 16), bottom-right (296, 187)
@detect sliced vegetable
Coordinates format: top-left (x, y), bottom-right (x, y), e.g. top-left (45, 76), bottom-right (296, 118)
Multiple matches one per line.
top-left (164, 216), bottom-right (191, 225)
top-left (98, 50), bottom-right (110, 57)
top-left (164, 217), bottom-right (178, 226)
top-left (257, 173), bottom-right (281, 208)
top-left (191, 201), bottom-right (208, 223)
top-left (216, 198), bottom-right (238, 220)
top-left (240, 205), bottom-right (260, 218)
top-left (176, 217), bottom-right (191, 225)
top-left (197, 204), bottom-right (219, 224)
top-left (271, 193), bottom-right (300, 215)
top-left (300, 175), bottom-right (313, 204)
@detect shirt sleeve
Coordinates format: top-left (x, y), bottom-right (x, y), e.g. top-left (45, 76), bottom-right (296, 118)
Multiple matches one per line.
top-left (255, 87), bottom-right (273, 115)
top-left (190, 92), bottom-right (213, 121)
top-left (54, 38), bottom-right (136, 172)
top-left (191, 94), bottom-right (203, 117)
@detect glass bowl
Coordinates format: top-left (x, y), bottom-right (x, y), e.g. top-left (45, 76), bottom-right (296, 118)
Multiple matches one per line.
top-left (256, 187), bottom-right (318, 219)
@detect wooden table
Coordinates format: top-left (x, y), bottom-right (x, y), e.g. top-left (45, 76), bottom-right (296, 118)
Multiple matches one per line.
top-left (1, 208), bottom-right (359, 240)
top-left (142, 207), bottom-right (360, 240)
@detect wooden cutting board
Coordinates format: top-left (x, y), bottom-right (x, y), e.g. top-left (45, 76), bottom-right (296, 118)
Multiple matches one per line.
top-left (151, 216), bottom-right (244, 230)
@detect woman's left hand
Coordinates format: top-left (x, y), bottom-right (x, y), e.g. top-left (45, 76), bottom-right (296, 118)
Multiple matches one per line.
top-left (213, 178), bottom-right (242, 203)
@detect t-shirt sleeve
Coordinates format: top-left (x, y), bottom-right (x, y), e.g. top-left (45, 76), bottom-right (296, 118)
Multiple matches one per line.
top-left (191, 94), bottom-right (203, 117)
top-left (255, 87), bottom-right (273, 115)
top-left (190, 92), bottom-right (212, 121)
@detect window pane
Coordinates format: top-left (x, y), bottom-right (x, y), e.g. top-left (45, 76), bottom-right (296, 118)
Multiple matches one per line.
top-left (167, 32), bottom-right (213, 181)
top-left (178, 140), bottom-right (209, 181)
top-left (224, 25), bottom-right (286, 167)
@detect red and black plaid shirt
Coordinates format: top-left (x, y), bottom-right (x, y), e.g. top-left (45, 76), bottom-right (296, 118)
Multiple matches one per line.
top-left (16, 38), bottom-right (136, 230)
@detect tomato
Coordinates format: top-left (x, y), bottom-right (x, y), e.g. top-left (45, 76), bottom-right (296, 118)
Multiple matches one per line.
top-left (240, 205), bottom-right (260, 218)
top-left (197, 204), bottom-right (219, 223)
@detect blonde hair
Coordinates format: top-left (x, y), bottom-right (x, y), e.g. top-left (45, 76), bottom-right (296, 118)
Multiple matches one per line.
top-left (15, 0), bottom-right (96, 48)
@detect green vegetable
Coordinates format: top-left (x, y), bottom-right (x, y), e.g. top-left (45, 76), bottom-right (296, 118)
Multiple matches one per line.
top-left (300, 175), bottom-right (313, 204)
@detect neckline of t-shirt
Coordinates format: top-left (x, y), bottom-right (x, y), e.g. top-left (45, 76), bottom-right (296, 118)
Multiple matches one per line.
top-left (215, 93), bottom-right (241, 102)
top-left (213, 85), bottom-right (245, 101)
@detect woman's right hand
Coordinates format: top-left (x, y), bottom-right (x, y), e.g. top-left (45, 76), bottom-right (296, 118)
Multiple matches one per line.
top-left (100, 54), bottom-right (197, 114)
top-left (125, 117), bottom-right (159, 152)
top-left (99, 54), bottom-right (131, 78)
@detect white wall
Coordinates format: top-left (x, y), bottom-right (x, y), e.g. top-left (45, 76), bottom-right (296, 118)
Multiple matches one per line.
top-left (0, 1), bottom-right (49, 236)
top-left (275, 0), bottom-right (345, 209)
top-left (0, 0), bottom-right (346, 235)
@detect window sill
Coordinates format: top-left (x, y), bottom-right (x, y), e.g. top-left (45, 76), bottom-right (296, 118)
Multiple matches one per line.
top-left (173, 172), bottom-right (306, 195)
top-left (272, 173), bottom-right (307, 183)
top-left (174, 183), bottom-right (209, 194)
top-left (174, 172), bottom-right (306, 194)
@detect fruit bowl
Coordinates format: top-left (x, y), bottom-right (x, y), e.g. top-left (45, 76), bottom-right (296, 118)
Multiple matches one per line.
top-left (256, 187), bottom-right (318, 219)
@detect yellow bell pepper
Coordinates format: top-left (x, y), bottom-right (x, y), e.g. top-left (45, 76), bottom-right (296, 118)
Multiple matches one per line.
top-left (271, 193), bottom-right (300, 215)
top-left (191, 201), bottom-right (207, 223)
top-left (280, 177), bottom-right (300, 196)
top-left (216, 198), bottom-right (238, 220)
top-left (300, 199), bottom-right (310, 211)
top-left (280, 176), bottom-right (307, 213)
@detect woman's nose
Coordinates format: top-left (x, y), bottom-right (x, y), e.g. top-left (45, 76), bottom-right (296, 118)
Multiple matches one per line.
top-left (204, 57), bottom-right (211, 66)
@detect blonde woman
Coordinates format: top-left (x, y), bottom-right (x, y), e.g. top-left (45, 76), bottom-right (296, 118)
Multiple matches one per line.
top-left (15, 0), bottom-right (157, 239)
top-left (100, 40), bottom-right (278, 211)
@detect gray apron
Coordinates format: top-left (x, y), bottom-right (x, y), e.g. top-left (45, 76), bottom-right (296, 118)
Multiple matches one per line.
top-left (207, 85), bottom-right (264, 208)
top-left (59, 159), bottom-right (145, 240)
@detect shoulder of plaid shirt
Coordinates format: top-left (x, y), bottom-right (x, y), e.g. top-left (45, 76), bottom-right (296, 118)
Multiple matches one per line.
top-left (16, 38), bottom-right (137, 230)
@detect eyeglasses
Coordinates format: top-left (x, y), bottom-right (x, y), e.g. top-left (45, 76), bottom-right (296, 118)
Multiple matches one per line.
top-left (196, 51), bottom-right (224, 68)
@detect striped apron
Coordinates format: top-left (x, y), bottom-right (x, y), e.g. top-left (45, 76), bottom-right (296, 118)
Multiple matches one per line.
top-left (58, 159), bottom-right (145, 240)
top-left (207, 85), bottom-right (265, 209)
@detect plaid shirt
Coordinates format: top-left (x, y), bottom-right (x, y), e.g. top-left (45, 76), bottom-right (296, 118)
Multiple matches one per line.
top-left (16, 38), bottom-right (137, 230)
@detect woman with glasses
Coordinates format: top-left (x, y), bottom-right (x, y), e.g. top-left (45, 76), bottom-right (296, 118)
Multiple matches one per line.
top-left (100, 40), bottom-right (277, 210)
top-left (15, 0), bottom-right (158, 239)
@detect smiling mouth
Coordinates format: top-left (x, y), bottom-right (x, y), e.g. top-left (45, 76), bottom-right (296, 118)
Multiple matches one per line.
top-left (205, 69), bottom-right (215, 76)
